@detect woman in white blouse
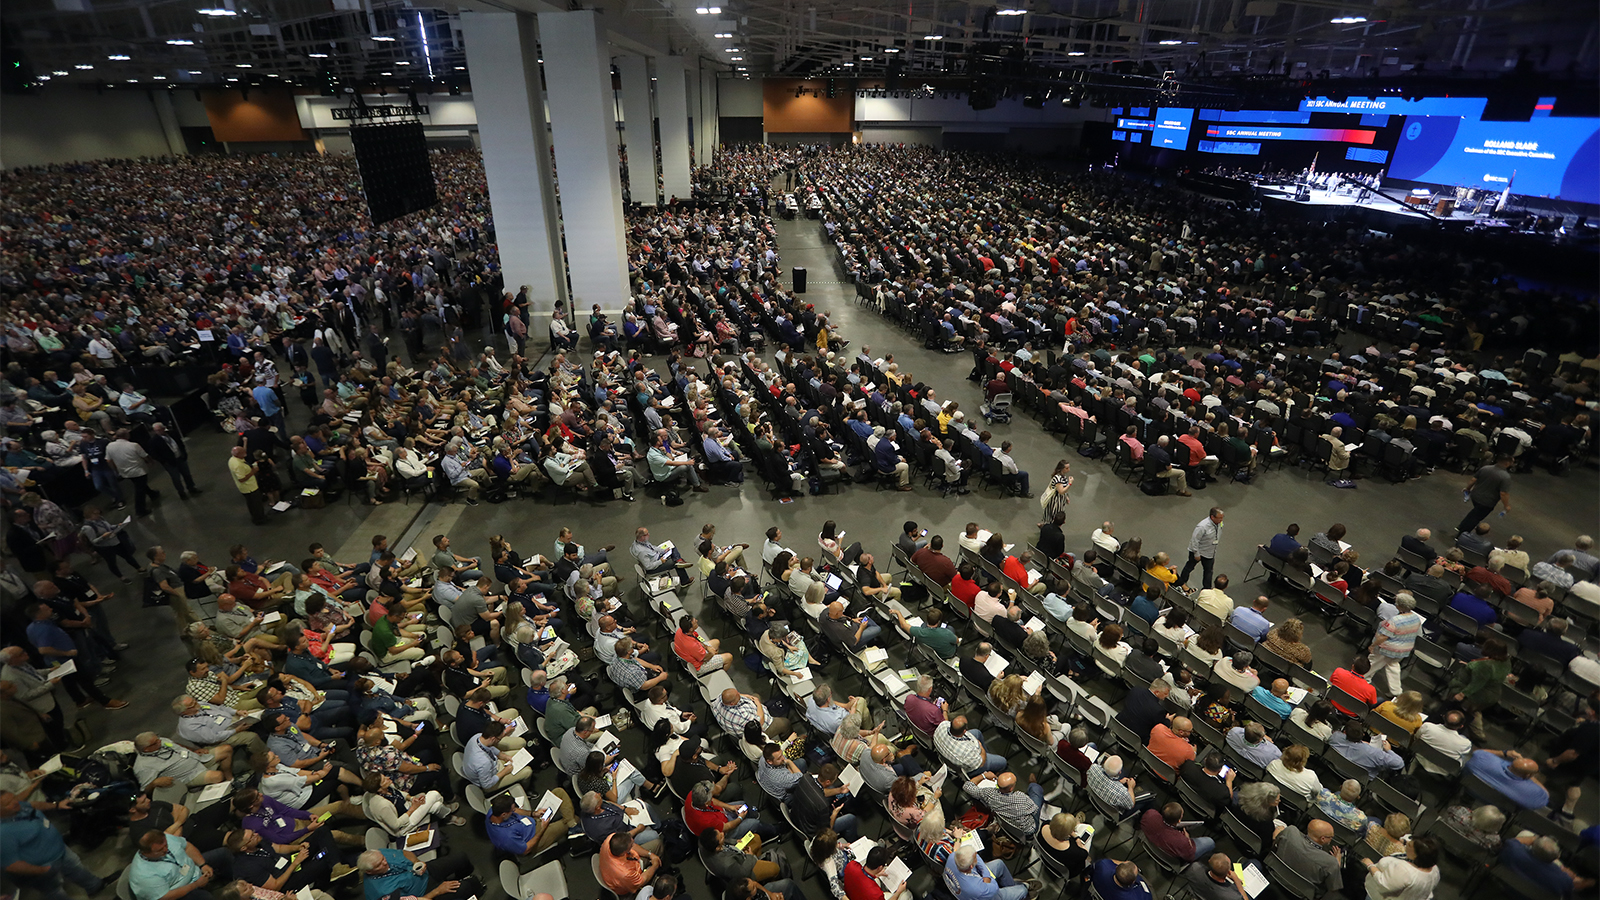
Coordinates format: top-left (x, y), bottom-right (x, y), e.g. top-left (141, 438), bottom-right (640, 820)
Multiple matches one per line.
top-left (1212, 651), bottom-right (1261, 693)
top-left (1265, 744), bottom-right (1323, 801)
top-left (1151, 608), bottom-right (1197, 649)
top-left (1289, 699), bottom-right (1339, 741)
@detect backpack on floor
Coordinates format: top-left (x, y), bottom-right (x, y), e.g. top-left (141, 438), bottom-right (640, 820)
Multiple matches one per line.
top-left (1139, 479), bottom-right (1165, 496)
top-left (658, 816), bottom-right (696, 864)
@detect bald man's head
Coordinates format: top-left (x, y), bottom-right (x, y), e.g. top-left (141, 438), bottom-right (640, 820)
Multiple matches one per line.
top-left (1307, 820), bottom-right (1335, 844)
top-left (1271, 678), bottom-right (1290, 697)
top-left (1511, 758), bottom-right (1540, 780)
top-left (996, 772), bottom-right (1017, 792)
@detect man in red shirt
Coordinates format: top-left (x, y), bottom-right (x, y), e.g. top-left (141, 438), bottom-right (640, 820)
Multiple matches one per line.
top-left (1328, 655), bottom-right (1378, 716)
top-left (1178, 427), bottom-right (1219, 479)
top-left (910, 536), bottom-right (956, 587)
top-left (1003, 552), bottom-right (1047, 596)
top-left (673, 615), bottom-right (733, 674)
top-left (841, 846), bottom-right (909, 900)
top-left (949, 563), bottom-right (982, 608)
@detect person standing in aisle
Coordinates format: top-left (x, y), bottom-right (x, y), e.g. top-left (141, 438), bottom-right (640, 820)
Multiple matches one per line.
top-left (1177, 508), bottom-right (1224, 590)
top-left (1458, 456), bottom-right (1513, 535)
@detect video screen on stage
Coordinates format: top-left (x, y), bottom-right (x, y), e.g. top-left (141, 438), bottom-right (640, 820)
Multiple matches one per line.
top-left (1388, 113), bottom-right (1600, 204)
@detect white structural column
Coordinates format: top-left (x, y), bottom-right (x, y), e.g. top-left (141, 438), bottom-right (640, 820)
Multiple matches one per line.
top-left (699, 68), bottom-right (719, 164)
top-left (615, 54), bottom-right (658, 206)
top-left (537, 9), bottom-right (631, 311)
top-left (654, 56), bottom-right (693, 201)
top-left (459, 11), bottom-right (567, 318)
top-left (149, 91), bottom-right (186, 157)
top-left (684, 61), bottom-right (702, 171)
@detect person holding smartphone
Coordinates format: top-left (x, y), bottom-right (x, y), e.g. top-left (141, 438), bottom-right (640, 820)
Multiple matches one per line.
top-left (485, 791), bottom-right (576, 858)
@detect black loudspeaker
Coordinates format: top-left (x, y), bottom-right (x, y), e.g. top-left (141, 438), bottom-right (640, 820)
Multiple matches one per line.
top-left (350, 120), bottom-right (438, 225)
top-left (792, 266), bottom-right (807, 293)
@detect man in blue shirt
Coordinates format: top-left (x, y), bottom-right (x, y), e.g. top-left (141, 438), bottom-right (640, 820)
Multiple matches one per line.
top-left (1248, 679), bottom-right (1294, 721)
top-left (357, 846), bottom-right (474, 900)
top-left (942, 844), bottom-right (1028, 900)
top-left (875, 435), bottom-right (910, 490)
top-left (1266, 525), bottom-right (1301, 560)
top-left (1090, 858), bottom-right (1152, 900)
top-left (250, 385), bottom-right (288, 446)
top-left (1327, 722), bottom-right (1404, 779)
top-left (463, 722), bottom-right (533, 792)
top-left (1498, 835), bottom-right (1579, 897)
top-left (485, 791), bottom-right (576, 858)
top-left (1, 790), bottom-right (107, 900)
top-left (1465, 749), bottom-right (1550, 810)
top-left (1448, 585), bottom-right (1499, 631)
top-left (1228, 596), bottom-right (1273, 643)
top-left (128, 831), bottom-right (233, 900)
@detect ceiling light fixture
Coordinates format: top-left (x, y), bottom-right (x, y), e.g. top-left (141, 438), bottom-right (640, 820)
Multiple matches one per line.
top-left (76, 64), bottom-right (95, 69)
top-left (52, 70), bottom-right (68, 75)
top-left (372, 35), bottom-right (396, 41)
top-left (197, 7), bottom-right (237, 15)
top-left (153, 75), bottom-right (167, 79)
top-left (730, 56), bottom-right (742, 60)
top-left (714, 32), bottom-right (732, 38)
top-left (996, 9), bottom-right (1027, 16)
top-left (884, 48), bottom-right (899, 53)
top-left (1158, 39), bottom-right (1181, 45)
top-left (396, 60), bottom-right (410, 65)
top-left (694, 6), bottom-right (721, 13)
top-left (126, 78), bottom-right (138, 82)
top-left (454, 65), bottom-right (465, 70)
top-left (37, 75), bottom-right (50, 80)
top-left (108, 54), bottom-right (131, 60)
top-left (842, 61), bottom-right (854, 66)
top-left (1067, 50), bottom-right (1085, 56)
top-left (308, 52), bottom-right (328, 58)
top-left (1330, 16), bottom-right (1367, 23)
top-left (167, 39), bottom-right (195, 45)
top-left (236, 63), bottom-right (252, 67)
top-left (924, 34), bottom-right (944, 40)
top-left (188, 70), bottom-right (202, 73)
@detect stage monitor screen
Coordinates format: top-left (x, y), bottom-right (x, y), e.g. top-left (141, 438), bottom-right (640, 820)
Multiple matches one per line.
top-left (1388, 114), bottom-right (1600, 204)
top-left (1152, 108), bottom-right (1194, 149)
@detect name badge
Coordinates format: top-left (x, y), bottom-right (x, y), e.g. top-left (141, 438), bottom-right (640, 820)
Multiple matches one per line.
top-left (519, 817), bottom-right (533, 826)
top-left (214, 716), bottom-right (229, 725)
top-left (274, 858), bottom-right (289, 870)
top-left (274, 817), bottom-right (288, 829)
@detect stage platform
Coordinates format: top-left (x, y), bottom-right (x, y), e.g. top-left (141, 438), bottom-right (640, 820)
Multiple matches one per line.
top-left (1254, 182), bottom-right (1503, 229)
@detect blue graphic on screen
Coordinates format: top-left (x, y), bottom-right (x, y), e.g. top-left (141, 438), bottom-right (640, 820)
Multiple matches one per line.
top-left (1298, 96), bottom-right (1488, 117)
top-left (1345, 147), bottom-right (1389, 164)
top-left (1388, 114), bottom-right (1600, 204)
top-left (1152, 108), bottom-right (1194, 149)
top-left (1128, 132), bottom-right (1144, 144)
top-left (1111, 131), bottom-right (1127, 142)
top-left (1115, 118), bottom-right (1155, 132)
top-left (1197, 140), bottom-right (1262, 156)
top-left (1196, 109), bottom-right (1312, 125)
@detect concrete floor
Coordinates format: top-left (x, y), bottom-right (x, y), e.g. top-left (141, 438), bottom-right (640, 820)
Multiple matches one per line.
top-left (43, 208), bottom-right (1599, 900)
